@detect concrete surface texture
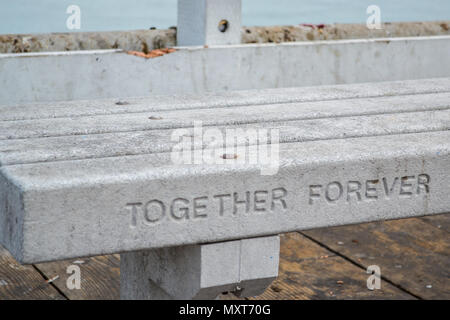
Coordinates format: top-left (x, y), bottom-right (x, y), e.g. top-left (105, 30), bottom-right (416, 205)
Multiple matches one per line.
top-left (0, 78), bottom-right (449, 264)
top-left (0, 21), bottom-right (449, 53)
top-left (1, 36), bottom-right (449, 105)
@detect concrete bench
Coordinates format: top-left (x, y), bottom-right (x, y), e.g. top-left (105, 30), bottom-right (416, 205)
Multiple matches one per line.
top-left (1, 77), bottom-right (450, 299)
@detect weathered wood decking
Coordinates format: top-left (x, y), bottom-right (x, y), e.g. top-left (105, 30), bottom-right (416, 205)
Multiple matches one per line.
top-left (1, 213), bottom-right (448, 300)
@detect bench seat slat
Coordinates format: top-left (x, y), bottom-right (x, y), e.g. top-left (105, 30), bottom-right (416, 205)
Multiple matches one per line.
top-left (1, 130), bottom-right (449, 263)
top-left (1, 92), bottom-right (450, 140)
top-left (0, 109), bottom-right (449, 166)
top-left (1, 77), bottom-right (450, 122)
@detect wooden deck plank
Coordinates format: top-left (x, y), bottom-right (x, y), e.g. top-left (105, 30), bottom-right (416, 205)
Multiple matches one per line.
top-left (2, 215), bottom-right (447, 300)
top-left (251, 232), bottom-right (414, 300)
top-left (420, 214), bottom-right (450, 233)
top-left (34, 255), bottom-right (120, 300)
top-left (0, 245), bottom-right (65, 300)
top-left (302, 213), bottom-right (450, 300)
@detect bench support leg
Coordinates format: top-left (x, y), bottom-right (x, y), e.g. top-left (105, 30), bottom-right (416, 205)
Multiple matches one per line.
top-left (120, 236), bottom-right (280, 300)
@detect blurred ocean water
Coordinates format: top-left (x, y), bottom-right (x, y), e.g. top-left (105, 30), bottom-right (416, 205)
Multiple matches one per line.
top-left (0, 0), bottom-right (449, 34)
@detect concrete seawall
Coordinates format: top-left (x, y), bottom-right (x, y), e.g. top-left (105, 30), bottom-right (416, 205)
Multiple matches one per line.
top-left (1, 21), bottom-right (449, 53)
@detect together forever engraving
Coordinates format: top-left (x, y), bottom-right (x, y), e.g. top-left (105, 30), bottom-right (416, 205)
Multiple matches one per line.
top-left (125, 174), bottom-right (430, 227)
top-left (126, 188), bottom-right (287, 227)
